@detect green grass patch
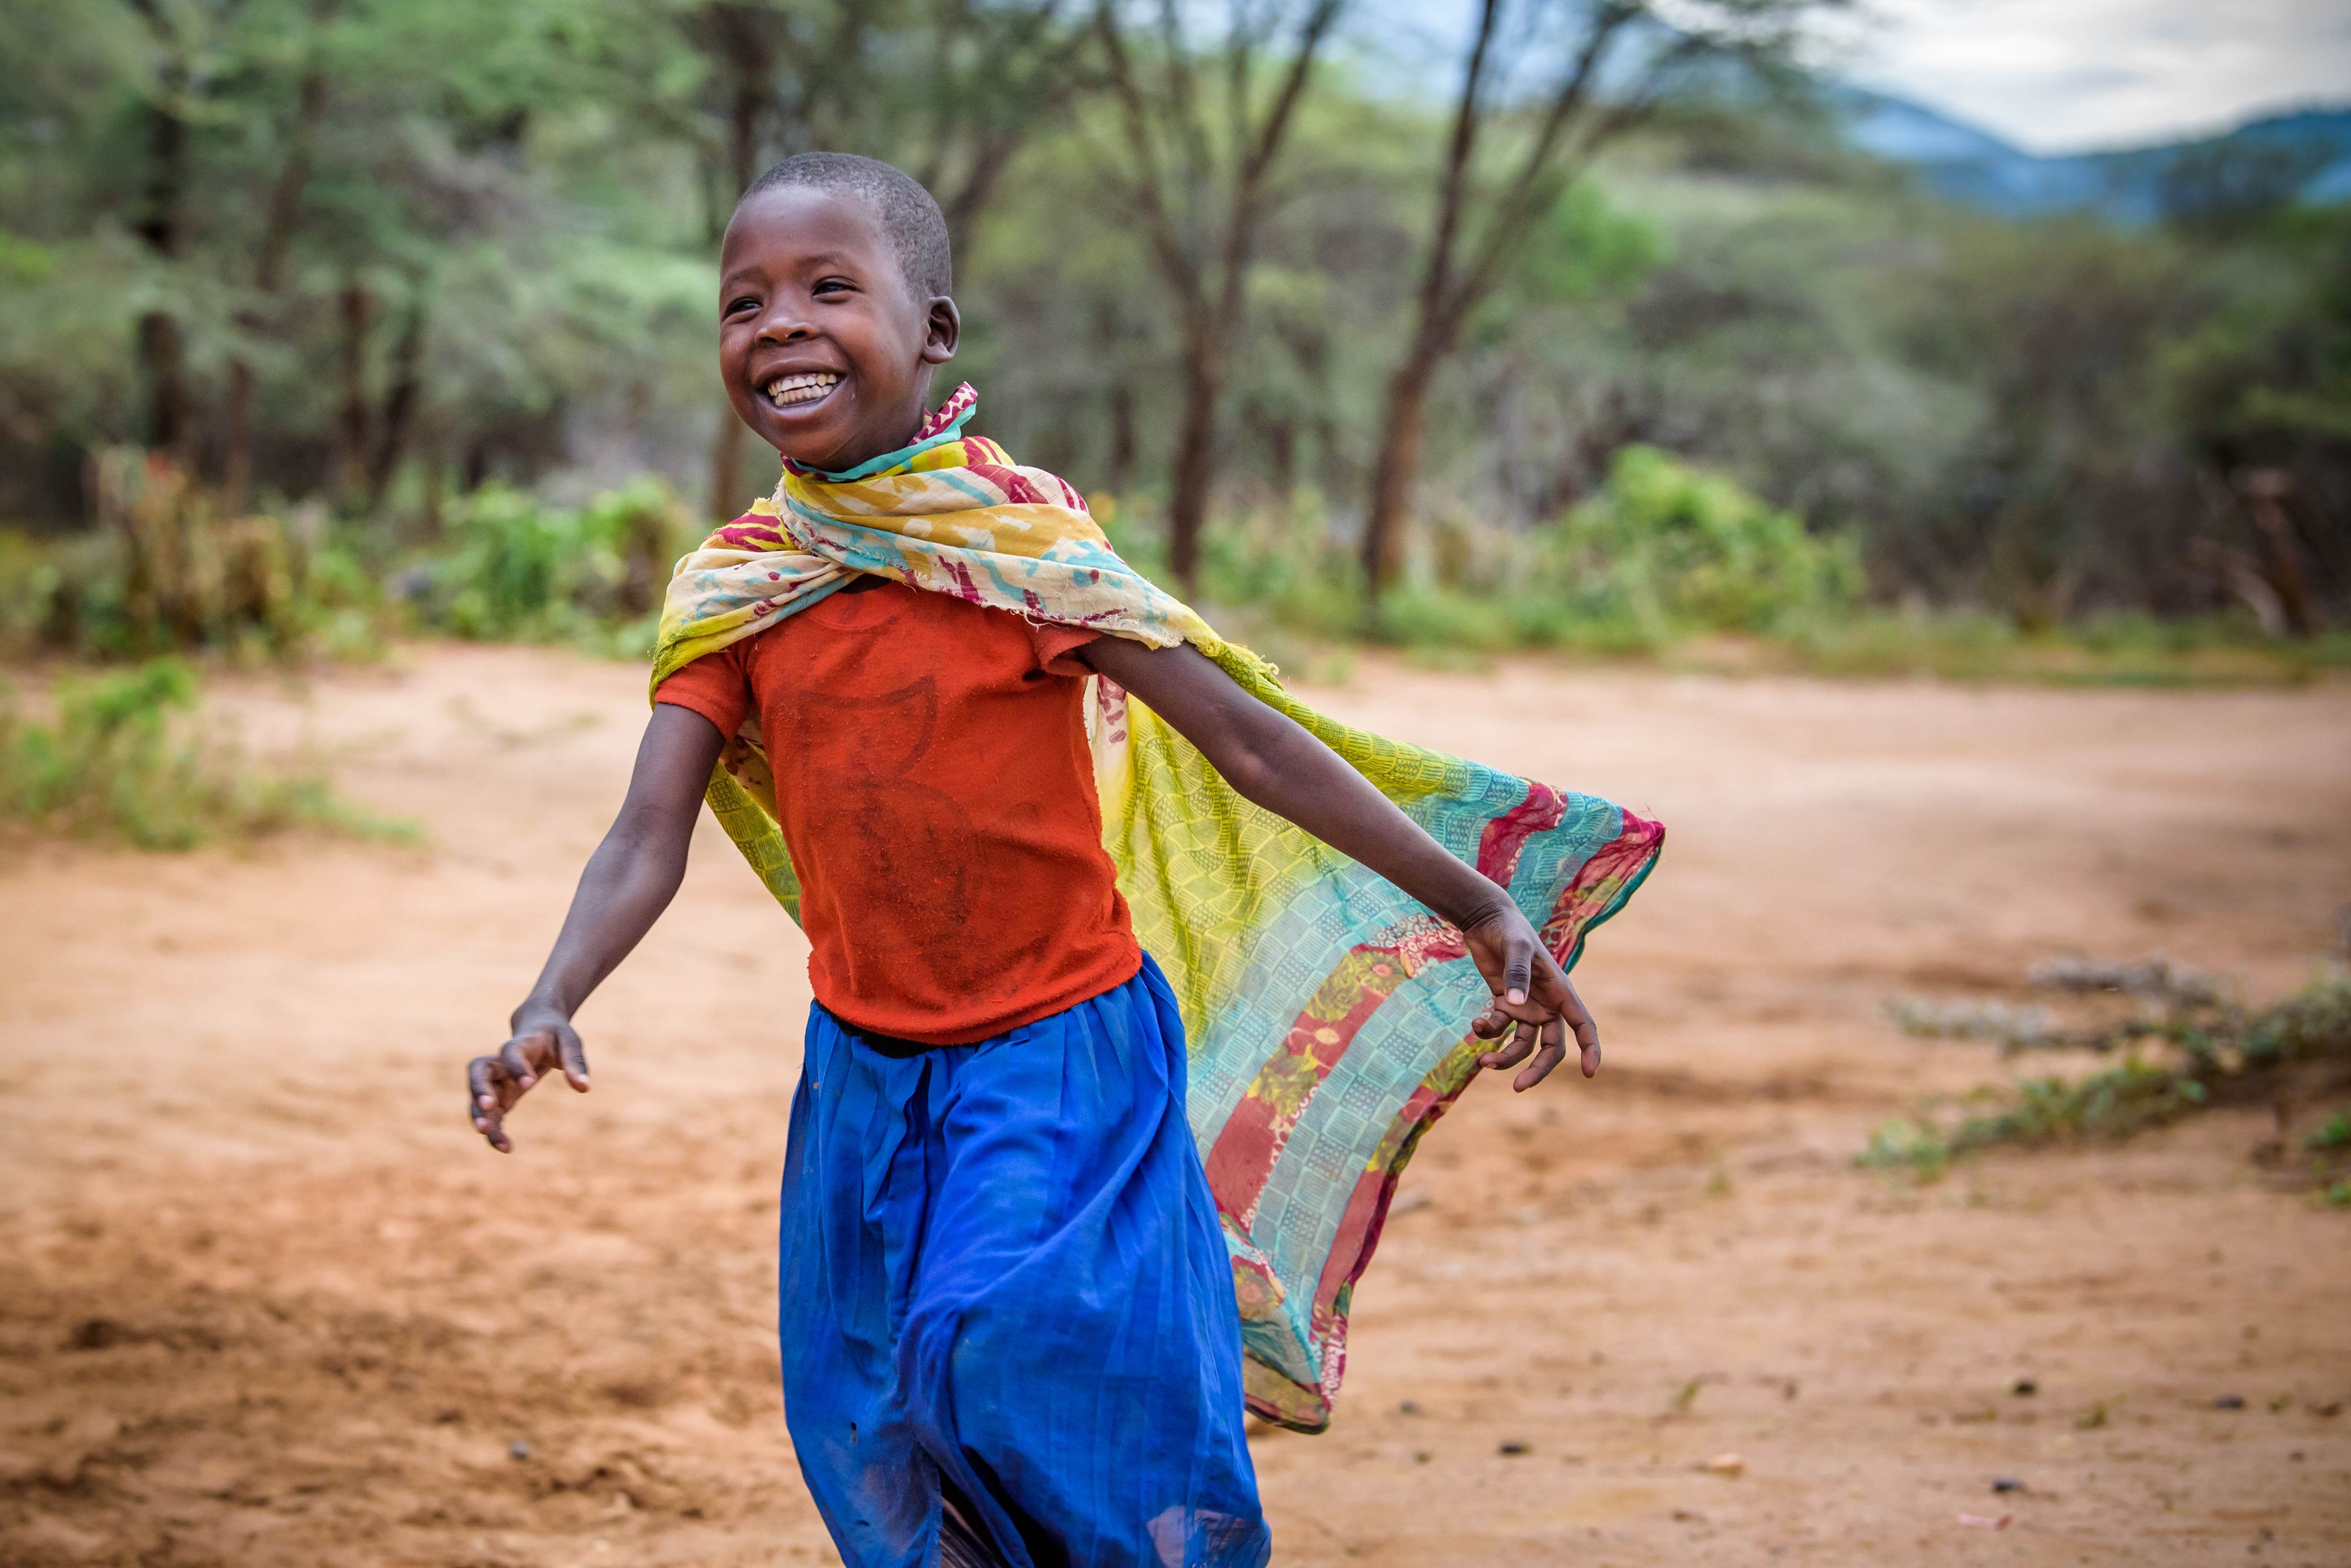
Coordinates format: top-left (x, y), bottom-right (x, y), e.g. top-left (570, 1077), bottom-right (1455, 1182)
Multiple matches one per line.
top-left (1861, 968), bottom-right (2351, 1185)
top-left (0, 658), bottom-right (416, 850)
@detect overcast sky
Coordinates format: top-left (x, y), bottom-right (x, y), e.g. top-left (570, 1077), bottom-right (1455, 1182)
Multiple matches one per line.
top-left (1829, 0), bottom-right (2351, 153)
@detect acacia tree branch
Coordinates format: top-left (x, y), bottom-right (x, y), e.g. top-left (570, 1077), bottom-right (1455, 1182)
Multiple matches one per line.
top-left (1444, 24), bottom-right (1700, 340)
top-left (1413, 0), bottom-right (1506, 344)
top-left (1153, 0), bottom-right (1212, 228)
top-left (1095, 2), bottom-right (1204, 309)
top-left (1222, 0), bottom-right (1259, 186)
top-left (917, 0), bottom-right (1089, 256)
top-left (1237, 0), bottom-right (1341, 190)
top-left (1417, 0), bottom-right (1641, 350)
top-left (253, 0), bottom-right (339, 297)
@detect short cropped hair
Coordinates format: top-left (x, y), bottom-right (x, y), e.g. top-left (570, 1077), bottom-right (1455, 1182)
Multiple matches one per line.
top-left (738, 152), bottom-right (953, 300)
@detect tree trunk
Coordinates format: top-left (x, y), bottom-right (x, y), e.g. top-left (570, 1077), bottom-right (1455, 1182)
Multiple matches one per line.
top-left (222, 360), bottom-right (258, 513)
top-left (2239, 469), bottom-right (2314, 636)
top-left (1266, 414), bottom-right (1296, 513)
top-left (1106, 381), bottom-right (1137, 495)
top-left (333, 281), bottom-right (375, 504)
top-left (710, 414), bottom-right (749, 521)
top-left (1165, 329), bottom-right (1223, 591)
top-left (137, 312), bottom-right (193, 464)
top-left (705, 20), bottom-right (767, 523)
top-left (1361, 358), bottom-right (1432, 595)
top-left (225, 33), bottom-right (333, 513)
top-left (366, 290), bottom-right (429, 515)
top-left (134, 69), bottom-right (193, 465)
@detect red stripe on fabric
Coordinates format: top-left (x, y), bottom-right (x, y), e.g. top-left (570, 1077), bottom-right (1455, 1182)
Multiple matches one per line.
top-left (1537, 811), bottom-right (1666, 958)
top-left (710, 521), bottom-right (792, 550)
top-left (1475, 781), bottom-right (1566, 885)
top-left (916, 382), bottom-right (977, 440)
top-left (968, 462), bottom-right (1048, 507)
top-left (1201, 920), bottom-right (1468, 1231)
top-left (1202, 954), bottom-right (1396, 1228)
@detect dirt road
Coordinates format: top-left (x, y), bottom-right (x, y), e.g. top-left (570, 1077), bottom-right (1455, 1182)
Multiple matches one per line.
top-left (3, 645), bottom-right (2347, 1566)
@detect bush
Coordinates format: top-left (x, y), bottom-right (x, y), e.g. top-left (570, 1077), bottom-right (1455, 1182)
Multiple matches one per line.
top-left (0, 450), bottom-right (384, 662)
top-left (1536, 445), bottom-right (1864, 639)
top-left (1192, 449), bottom-right (1868, 662)
top-left (410, 476), bottom-right (692, 654)
top-left (0, 658), bottom-right (411, 849)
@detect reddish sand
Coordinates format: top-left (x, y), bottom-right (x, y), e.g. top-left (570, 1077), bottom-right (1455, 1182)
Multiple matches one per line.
top-left (2, 644), bottom-right (2346, 1566)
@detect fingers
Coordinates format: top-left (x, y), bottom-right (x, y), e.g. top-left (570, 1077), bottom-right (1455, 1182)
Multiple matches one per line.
top-left (1558, 976), bottom-right (1601, 1079)
top-left (553, 1020), bottom-right (591, 1093)
top-left (1501, 948), bottom-right (1533, 1008)
top-left (466, 1055), bottom-right (514, 1153)
top-left (1476, 1009), bottom-right (1541, 1072)
top-left (1511, 1015), bottom-right (1568, 1093)
top-left (1475, 954), bottom-right (1601, 1087)
top-left (498, 1033), bottom-right (544, 1092)
top-left (467, 1020), bottom-right (590, 1152)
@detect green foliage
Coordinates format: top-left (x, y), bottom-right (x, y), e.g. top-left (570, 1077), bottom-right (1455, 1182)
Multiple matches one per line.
top-left (407, 476), bottom-right (692, 655)
top-left (1859, 969), bottom-right (2351, 1184)
top-left (0, 660), bottom-right (412, 850)
top-left (1540, 444), bottom-right (1863, 638)
top-left (1216, 447), bottom-right (1862, 659)
top-left (0, 0), bottom-right (2344, 639)
top-left (0, 452), bottom-right (385, 663)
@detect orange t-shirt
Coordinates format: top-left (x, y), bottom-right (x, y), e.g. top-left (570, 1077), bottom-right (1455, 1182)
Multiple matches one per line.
top-left (654, 577), bottom-right (1140, 1046)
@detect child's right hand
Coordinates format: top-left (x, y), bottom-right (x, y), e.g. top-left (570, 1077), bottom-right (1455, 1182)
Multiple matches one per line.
top-left (465, 1009), bottom-right (590, 1153)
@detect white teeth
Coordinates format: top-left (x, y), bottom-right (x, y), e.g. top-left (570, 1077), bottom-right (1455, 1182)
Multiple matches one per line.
top-left (764, 372), bottom-right (842, 407)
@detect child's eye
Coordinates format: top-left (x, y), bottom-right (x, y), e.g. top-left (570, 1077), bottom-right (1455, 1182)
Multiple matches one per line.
top-left (724, 296), bottom-right (759, 317)
top-left (812, 277), bottom-right (855, 296)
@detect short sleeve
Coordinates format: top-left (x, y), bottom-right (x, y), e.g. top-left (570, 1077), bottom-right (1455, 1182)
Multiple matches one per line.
top-left (654, 644), bottom-right (753, 741)
top-left (1029, 622), bottom-right (1102, 680)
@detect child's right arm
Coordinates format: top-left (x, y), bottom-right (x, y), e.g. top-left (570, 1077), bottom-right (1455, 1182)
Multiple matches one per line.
top-left (464, 704), bottom-right (724, 1153)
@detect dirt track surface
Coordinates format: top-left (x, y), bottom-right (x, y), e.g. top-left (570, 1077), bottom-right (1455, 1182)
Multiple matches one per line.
top-left (3, 644), bottom-right (2348, 1566)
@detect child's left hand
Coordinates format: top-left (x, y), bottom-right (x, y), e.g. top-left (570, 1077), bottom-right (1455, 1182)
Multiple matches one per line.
top-left (1461, 903), bottom-right (1600, 1091)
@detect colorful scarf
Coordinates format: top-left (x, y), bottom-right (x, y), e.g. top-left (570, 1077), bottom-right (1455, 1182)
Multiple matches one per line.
top-left (652, 384), bottom-right (1664, 1431)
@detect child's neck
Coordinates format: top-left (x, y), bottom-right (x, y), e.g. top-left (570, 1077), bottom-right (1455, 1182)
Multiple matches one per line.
top-left (798, 399), bottom-right (930, 477)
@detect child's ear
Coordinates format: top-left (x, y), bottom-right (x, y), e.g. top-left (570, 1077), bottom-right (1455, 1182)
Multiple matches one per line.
top-left (921, 296), bottom-right (960, 365)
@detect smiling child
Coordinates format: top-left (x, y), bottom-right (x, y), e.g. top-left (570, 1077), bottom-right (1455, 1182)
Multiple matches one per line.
top-left (463, 152), bottom-right (1660, 1568)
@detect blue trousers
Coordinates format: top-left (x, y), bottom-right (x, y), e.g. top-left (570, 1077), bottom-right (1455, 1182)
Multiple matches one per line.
top-left (777, 955), bottom-right (1272, 1568)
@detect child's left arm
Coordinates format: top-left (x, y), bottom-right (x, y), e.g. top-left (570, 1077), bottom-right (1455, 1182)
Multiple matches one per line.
top-left (1077, 638), bottom-right (1599, 1091)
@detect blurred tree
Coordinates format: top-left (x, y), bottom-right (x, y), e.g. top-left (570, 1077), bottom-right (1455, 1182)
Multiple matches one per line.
top-left (219, 0), bottom-right (336, 513)
top-left (1093, 0), bottom-right (1348, 590)
top-left (2, 0), bottom-right (2343, 633)
top-left (120, 0), bottom-right (210, 467)
top-left (1357, 0), bottom-right (1833, 595)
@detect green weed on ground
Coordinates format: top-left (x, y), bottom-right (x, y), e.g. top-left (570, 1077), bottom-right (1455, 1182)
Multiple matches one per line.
top-left (0, 659), bottom-right (415, 850)
top-left (1861, 963), bottom-right (2351, 1193)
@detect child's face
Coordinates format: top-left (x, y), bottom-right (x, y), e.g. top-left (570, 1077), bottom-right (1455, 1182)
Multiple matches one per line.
top-left (718, 186), bottom-right (959, 476)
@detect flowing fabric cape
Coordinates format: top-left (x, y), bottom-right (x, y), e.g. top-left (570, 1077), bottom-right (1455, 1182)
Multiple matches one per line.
top-left (651, 385), bottom-right (1664, 1431)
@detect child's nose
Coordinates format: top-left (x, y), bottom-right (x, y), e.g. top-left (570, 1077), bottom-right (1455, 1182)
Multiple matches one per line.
top-left (757, 304), bottom-right (814, 343)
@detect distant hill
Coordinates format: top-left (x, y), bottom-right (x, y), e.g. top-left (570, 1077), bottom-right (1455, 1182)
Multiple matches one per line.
top-left (1837, 90), bottom-right (2351, 221)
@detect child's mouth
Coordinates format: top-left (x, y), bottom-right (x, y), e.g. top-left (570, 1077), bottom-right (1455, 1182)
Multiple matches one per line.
top-left (765, 372), bottom-right (842, 410)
